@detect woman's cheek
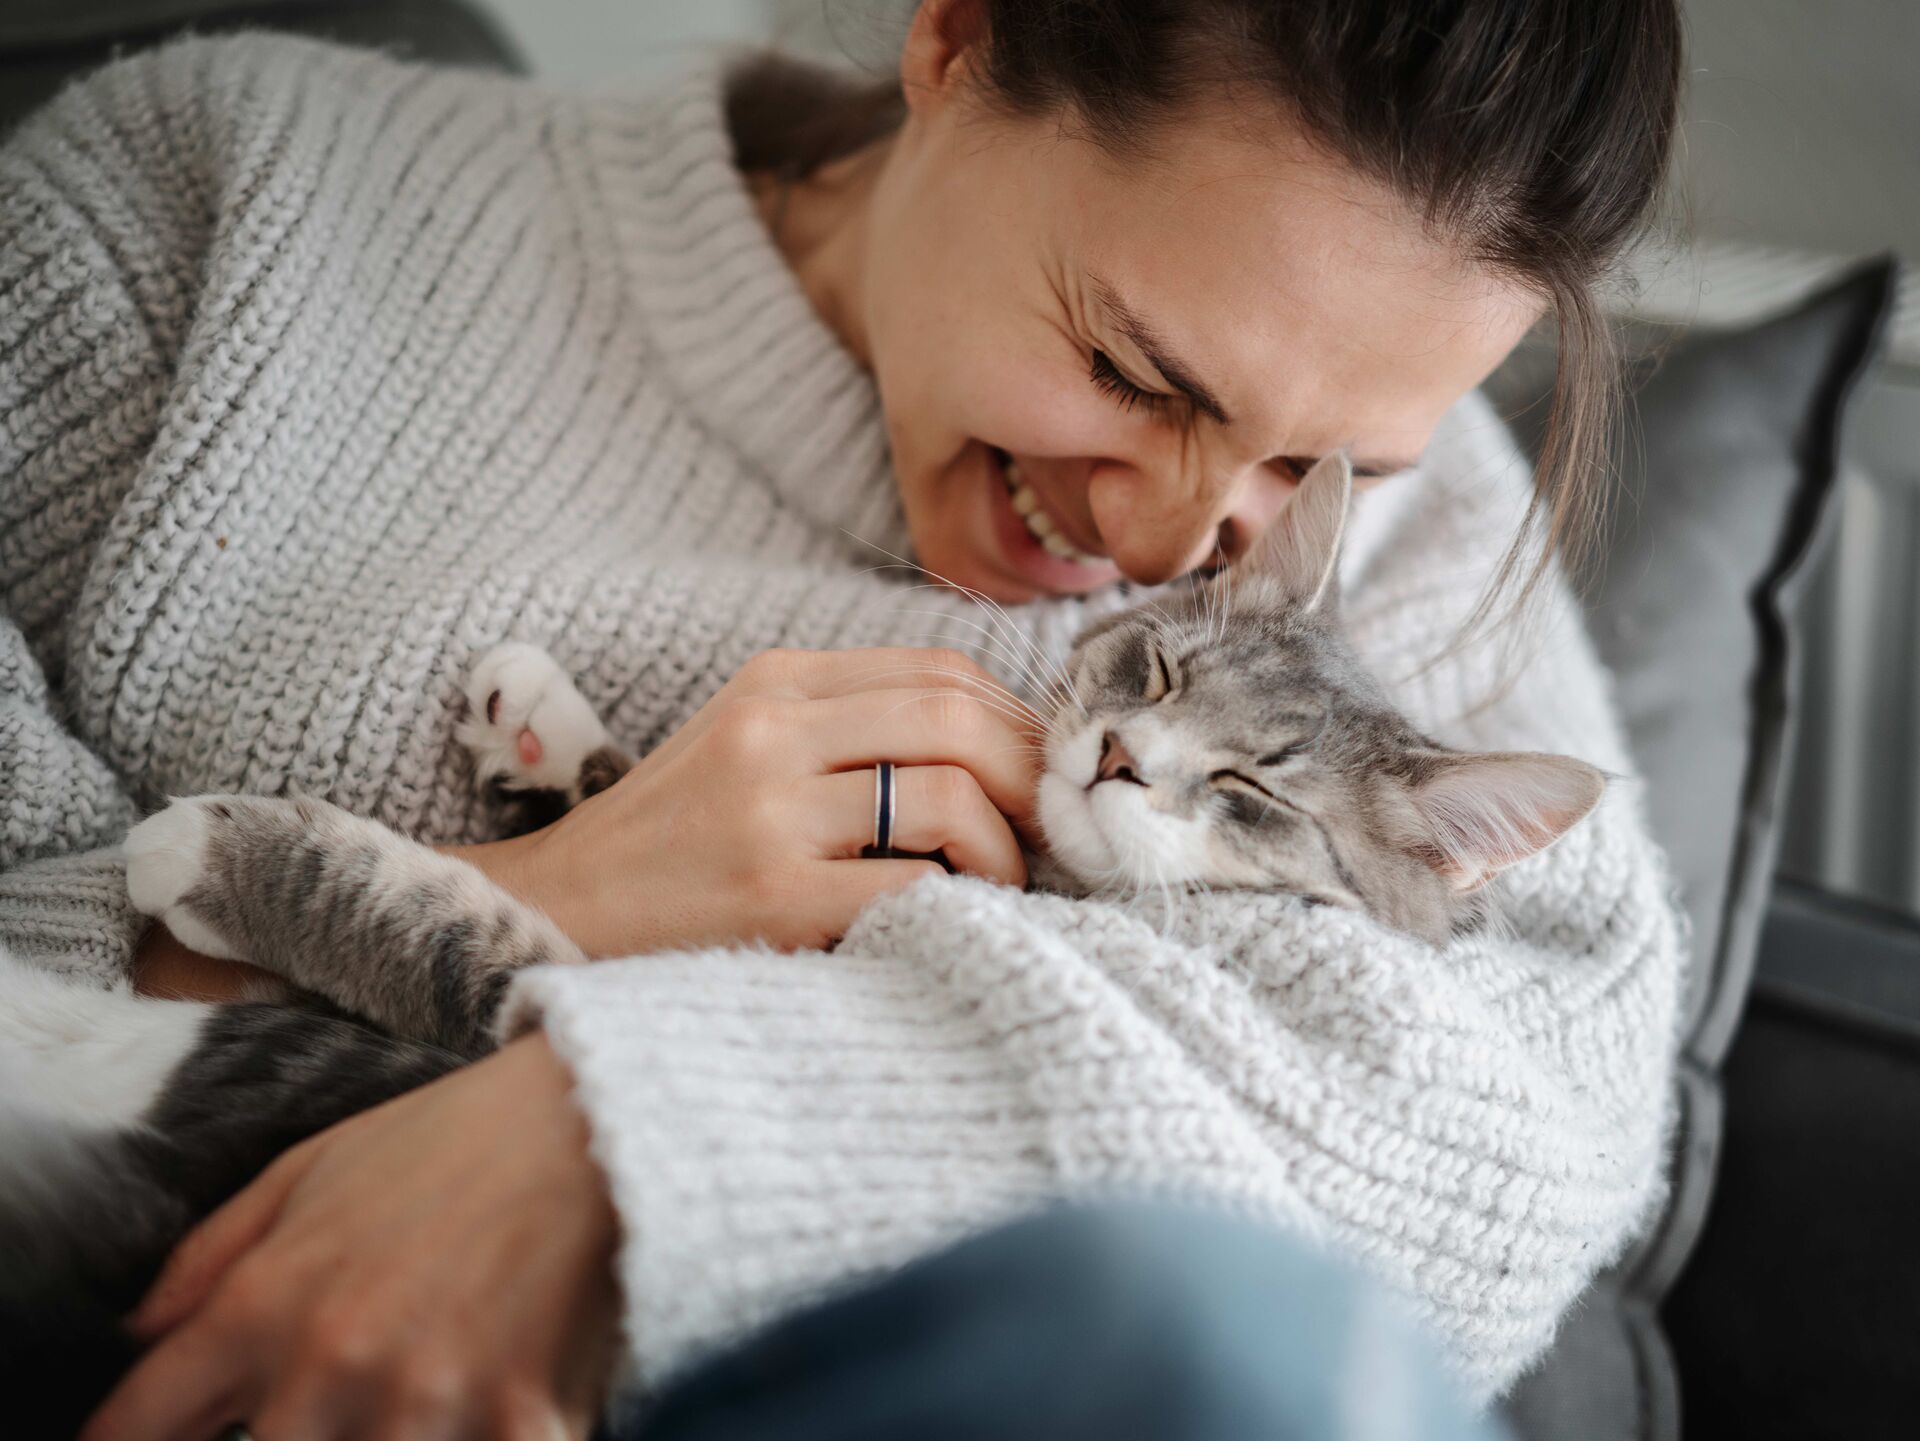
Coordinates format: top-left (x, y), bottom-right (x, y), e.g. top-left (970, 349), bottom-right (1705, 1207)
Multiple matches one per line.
top-left (953, 350), bottom-right (1117, 462)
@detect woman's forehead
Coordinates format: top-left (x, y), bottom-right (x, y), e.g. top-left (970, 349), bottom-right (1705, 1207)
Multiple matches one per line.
top-left (1046, 107), bottom-right (1542, 452)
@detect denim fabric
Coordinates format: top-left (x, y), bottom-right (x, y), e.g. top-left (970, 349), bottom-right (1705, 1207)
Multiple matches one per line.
top-left (604, 1203), bottom-right (1509, 1441)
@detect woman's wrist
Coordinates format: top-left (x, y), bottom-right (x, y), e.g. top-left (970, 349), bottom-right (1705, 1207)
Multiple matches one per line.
top-left (442, 827), bottom-right (603, 957)
top-left (439, 830), bottom-right (566, 922)
top-left (502, 1029), bottom-right (619, 1229)
top-left (498, 1028), bottom-right (626, 1362)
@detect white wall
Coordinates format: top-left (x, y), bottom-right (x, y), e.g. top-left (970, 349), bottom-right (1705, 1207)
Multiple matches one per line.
top-left (483, 0), bottom-right (772, 86)
top-left (481, 1), bottom-right (867, 87)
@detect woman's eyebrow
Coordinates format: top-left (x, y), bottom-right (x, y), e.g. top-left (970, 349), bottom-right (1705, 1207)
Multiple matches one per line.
top-left (1088, 272), bottom-right (1232, 426)
top-left (1088, 273), bottom-right (1420, 477)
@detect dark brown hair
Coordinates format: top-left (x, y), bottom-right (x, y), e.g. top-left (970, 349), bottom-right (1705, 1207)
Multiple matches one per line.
top-left (732, 1), bottom-right (1684, 613)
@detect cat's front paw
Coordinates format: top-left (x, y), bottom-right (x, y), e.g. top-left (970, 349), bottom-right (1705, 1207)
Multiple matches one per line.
top-left (125, 796), bottom-right (245, 960)
top-left (457, 642), bottom-right (610, 796)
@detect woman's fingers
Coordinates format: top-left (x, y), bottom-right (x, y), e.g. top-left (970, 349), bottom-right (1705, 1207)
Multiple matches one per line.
top-left (77, 1314), bottom-right (256, 1441)
top-left (809, 766), bottom-right (1027, 887)
top-left (800, 857), bottom-right (950, 936)
top-left (88, 1038), bottom-right (618, 1441)
top-left (737, 646), bottom-right (1028, 707)
top-left (782, 688), bottom-right (1042, 828)
top-left (131, 1140), bottom-right (314, 1339)
top-left (642, 648), bottom-right (1024, 773)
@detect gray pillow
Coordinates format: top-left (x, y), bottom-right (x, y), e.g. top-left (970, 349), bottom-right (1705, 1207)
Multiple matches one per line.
top-left (1489, 258), bottom-right (1900, 1440)
top-left (0, 1), bottom-right (526, 138)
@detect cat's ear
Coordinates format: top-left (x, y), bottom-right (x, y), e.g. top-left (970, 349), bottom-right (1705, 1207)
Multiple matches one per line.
top-left (1238, 451), bottom-right (1351, 611)
top-left (1408, 750), bottom-right (1607, 891)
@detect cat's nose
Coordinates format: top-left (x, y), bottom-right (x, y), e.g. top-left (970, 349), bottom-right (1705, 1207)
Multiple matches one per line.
top-left (1096, 730), bottom-right (1144, 785)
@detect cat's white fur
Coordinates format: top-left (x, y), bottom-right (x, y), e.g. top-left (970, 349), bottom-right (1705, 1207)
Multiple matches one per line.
top-left (1039, 715), bottom-right (1217, 891)
top-left (0, 948), bottom-right (208, 1130)
top-left (457, 642), bottom-right (610, 795)
top-left (126, 799), bottom-right (242, 960)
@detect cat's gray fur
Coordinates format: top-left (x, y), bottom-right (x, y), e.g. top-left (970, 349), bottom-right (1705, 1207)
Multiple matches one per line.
top-left (1031, 454), bottom-right (1605, 944)
top-left (0, 453), bottom-right (1601, 1426)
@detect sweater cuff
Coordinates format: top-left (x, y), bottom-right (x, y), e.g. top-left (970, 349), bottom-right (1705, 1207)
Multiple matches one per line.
top-left (0, 847), bottom-right (144, 989)
top-left (499, 950), bottom-right (1058, 1389)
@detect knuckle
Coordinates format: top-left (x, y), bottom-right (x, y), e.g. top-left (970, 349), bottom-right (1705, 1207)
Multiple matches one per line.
top-left (737, 787), bottom-right (786, 839)
top-left (922, 689), bottom-right (983, 742)
top-left (740, 648), bottom-right (805, 689)
top-left (390, 1347), bottom-right (468, 1413)
top-left (712, 696), bottom-right (786, 762)
top-left (489, 1380), bottom-right (561, 1441)
top-left (921, 646), bottom-right (977, 679)
top-left (299, 1297), bottom-right (384, 1377)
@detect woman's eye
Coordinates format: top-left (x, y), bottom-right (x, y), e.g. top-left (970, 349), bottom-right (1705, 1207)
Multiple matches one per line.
top-left (1089, 349), bottom-right (1173, 418)
top-left (1143, 645), bottom-right (1177, 701)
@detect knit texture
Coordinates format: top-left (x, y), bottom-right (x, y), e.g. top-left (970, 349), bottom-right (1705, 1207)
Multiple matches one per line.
top-left (0, 36), bottom-right (1683, 1402)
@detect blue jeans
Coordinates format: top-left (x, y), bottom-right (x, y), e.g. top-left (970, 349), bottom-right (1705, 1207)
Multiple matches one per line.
top-left (604, 1203), bottom-right (1509, 1441)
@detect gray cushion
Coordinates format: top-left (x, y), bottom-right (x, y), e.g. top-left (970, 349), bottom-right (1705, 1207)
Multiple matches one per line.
top-left (1489, 258), bottom-right (1900, 1439)
top-left (0, 0), bottom-right (526, 137)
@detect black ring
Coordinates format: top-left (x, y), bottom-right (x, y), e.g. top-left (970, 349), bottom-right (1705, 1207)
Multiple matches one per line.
top-left (874, 761), bottom-right (895, 855)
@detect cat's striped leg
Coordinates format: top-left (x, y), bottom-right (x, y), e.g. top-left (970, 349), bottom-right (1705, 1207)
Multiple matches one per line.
top-left (124, 795), bottom-right (584, 1054)
top-left (457, 643), bottom-right (635, 833)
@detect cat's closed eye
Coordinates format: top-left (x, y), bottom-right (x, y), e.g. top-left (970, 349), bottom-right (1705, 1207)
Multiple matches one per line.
top-left (1143, 643), bottom-right (1179, 702)
top-left (1208, 768), bottom-right (1279, 804)
top-left (1210, 774), bottom-right (1279, 829)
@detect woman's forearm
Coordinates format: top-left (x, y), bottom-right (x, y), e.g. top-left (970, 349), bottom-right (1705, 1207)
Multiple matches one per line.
top-left (132, 921), bottom-right (277, 1003)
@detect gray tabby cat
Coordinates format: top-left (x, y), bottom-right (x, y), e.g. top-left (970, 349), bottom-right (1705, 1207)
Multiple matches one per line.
top-left (0, 453), bottom-right (1601, 1429)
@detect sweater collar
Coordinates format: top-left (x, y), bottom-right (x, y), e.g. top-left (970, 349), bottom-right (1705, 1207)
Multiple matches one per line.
top-left (583, 60), bottom-right (911, 554)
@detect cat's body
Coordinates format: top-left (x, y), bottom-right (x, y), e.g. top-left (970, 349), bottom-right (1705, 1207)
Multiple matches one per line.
top-left (0, 455), bottom-right (1603, 1430)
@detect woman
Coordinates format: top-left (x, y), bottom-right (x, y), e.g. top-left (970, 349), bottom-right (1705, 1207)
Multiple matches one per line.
top-left (0, 0), bottom-right (1684, 1435)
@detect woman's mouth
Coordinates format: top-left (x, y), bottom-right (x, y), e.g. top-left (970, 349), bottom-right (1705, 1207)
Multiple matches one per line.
top-left (972, 445), bottom-right (1120, 597)
top-left (998, 453), bottom-right (1106, 567)
top-left (979, 446), bottom-right (1121, 600)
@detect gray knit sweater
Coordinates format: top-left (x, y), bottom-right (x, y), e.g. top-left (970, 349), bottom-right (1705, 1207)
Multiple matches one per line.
top-left (0, 36), bottom-right (1683, 1401)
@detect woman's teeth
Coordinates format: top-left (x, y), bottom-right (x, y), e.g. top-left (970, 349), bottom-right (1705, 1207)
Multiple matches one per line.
top-left (1003, 458), bottom-right (1105, 567)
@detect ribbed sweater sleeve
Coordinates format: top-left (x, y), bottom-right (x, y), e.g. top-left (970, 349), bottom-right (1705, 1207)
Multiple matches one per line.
top-left (0, 72), bottom-right (188, 986)
top-left (0, 617), bottom-right (145, 985)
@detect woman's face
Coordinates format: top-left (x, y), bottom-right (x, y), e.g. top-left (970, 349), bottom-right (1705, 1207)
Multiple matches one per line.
top-left (811, 11), bottom-right (1543, 604)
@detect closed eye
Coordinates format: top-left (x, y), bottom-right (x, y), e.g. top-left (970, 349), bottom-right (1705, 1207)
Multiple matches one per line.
top-left (1090, 349), bottom-right (1177, 418)
top-left (1258, 745), bottom-right (1305, 767)
top-left (1144, 643), bottom-right (1178, 702)
top-left (1209, 769), bottom-right (1279, 802)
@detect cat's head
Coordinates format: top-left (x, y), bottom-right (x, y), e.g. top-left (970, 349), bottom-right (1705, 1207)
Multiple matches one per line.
top-left (1036, 453), bottom-right (1605, 944)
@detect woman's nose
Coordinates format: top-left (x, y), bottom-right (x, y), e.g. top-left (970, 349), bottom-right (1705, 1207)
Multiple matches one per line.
top-left (1089, 459), bottom-right (1295, 585)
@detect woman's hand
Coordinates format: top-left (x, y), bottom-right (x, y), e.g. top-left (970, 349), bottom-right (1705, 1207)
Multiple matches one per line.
top-left (82, 1033), bottom-right (621, 1441)
top-left (480, 646), bottom-right (1041, 957)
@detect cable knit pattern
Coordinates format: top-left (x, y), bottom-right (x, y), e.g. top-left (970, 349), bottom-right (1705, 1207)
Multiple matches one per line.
top-left (0, 35), bottom-right (1683, 1402)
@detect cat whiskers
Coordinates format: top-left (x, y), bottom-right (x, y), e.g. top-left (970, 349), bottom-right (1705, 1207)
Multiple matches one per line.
top-left (903, 583), bottom-right (1083, 720)
top-left (884, 597), bottom-right (1058, 705)
top-left (836, 656), bottom-right (1046, 731)
top-left (851, 687), bottom-right (1050, 744)
top-left (844, 537), bottom-right (1086, 717)
top-left (886, 608), bottom-right (1061, 710)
